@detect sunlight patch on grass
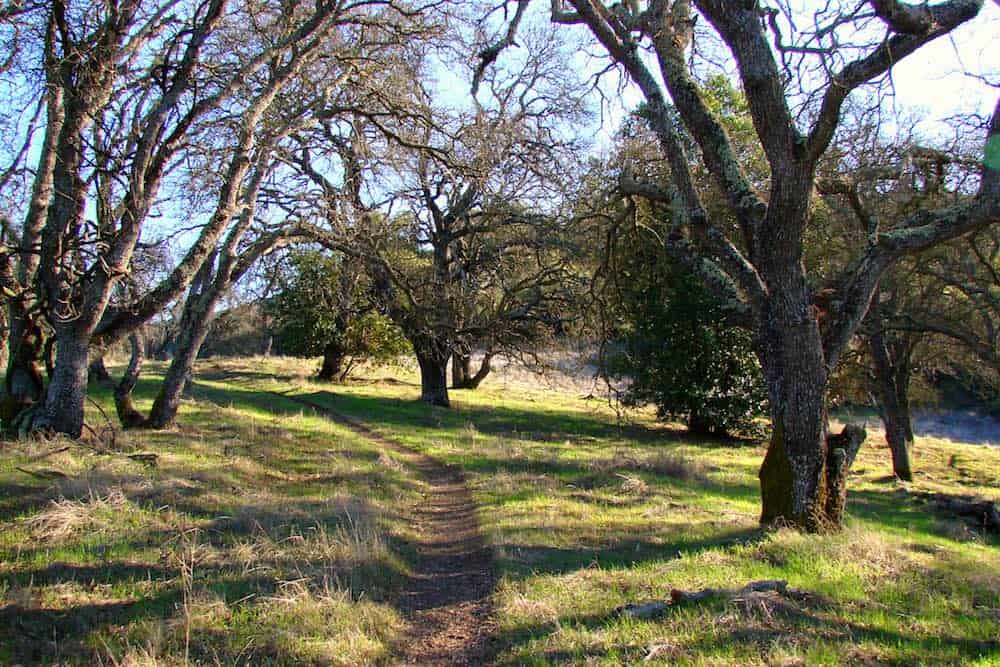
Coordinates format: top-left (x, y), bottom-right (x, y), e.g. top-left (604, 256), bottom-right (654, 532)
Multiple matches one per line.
top-left (237, 356), bottom-right (998, 666)
top-left (0, 364), bottom-right (418, 665)
top-left (4, 356), bottom-right (998, 666)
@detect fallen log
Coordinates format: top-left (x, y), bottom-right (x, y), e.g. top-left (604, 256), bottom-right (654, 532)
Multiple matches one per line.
top-left (15, 466), bottom-right (68, 480)
top-left (670, 579), bottom-right (788, 604)
top-left (127, 452), bottom-right (159, 467)
top-left (617, 580), bottom-right (804, 619)
top-left (911, 491), bottom-right (1000, 533)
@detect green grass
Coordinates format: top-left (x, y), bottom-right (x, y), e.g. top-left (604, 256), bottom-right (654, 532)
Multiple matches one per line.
top-left (2, 356), bottom-right (998, 665)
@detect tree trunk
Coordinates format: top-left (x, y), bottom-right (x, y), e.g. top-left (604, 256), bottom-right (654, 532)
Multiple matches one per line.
top-left (688, 410), bottom-right (723, 437)
top-left (146, 304), bottom-right (214, 430)
top-left (88, 355), bottom-right (112, 386)
top-left (466, 353), bottom-right (492, 389)
top-left (2, 311), bottom-right (46, 422)
top-left (32, 332), bottom-right (90, 438)
top-left (0, 308), bottom-right (8, 382)
top-left (760, 404), bottom-right (865, 531)
top-left (755, 270), bottom-right (865, 532)
top-left (2, 82), bottom-right (63, 428)
top-left (317, 340), bottom-right (346, 381)
top-left (114, 331), bottom-right (147, 429)
top-left (145, 250), bottom-right (224, 430)
top-left (415, 342), bottom-right (450, 407)
top-left (452, 350), bottom-right (472, 388)
top-left (452, 350), bottom-right (492, 390)
top-left (868, 330), bottom-right (915, 481)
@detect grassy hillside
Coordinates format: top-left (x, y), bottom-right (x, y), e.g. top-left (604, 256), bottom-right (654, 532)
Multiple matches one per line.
top-left (2, 357), bottom-right (998, 665)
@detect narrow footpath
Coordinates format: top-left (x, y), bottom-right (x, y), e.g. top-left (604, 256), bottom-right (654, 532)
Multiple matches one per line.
top-left (280, 393), bottom-right (496, 666)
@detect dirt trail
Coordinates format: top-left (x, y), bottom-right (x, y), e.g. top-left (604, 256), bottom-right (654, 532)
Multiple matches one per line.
top-left (280, 393), bottom-right (496, 666)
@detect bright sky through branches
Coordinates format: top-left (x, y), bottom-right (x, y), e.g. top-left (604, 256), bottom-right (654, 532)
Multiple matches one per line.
top-left (555, 1), bottom-right (1000, 150)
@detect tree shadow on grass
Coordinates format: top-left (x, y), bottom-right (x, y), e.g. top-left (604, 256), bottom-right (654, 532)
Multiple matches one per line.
top-left (0, 481), bottom-right (51, 522)
top-left (188, 377), bottom-right (994, 548)
top-left (1, 565), bottom-right (396, 665)
top-left (490, 609), bottom-right (641, 665)
top-left (2, 561), bottom-right (180, 588)
top-left (191, 379), bottom-right (689, 447)
top-left (275, 386), bottom-right (995, 544)
top-left (847, 488), bottom-right (1000, 546)
top-left (0, 589), bottom-right (184, 664)
top-left (2, 522), bottom-right (412, 665)
top-left (491, 570), bottom-right (999, 666)
top-left (495, 527), bottom-right (766, 580)
top-left (1, 423), bottom-right (418, 665)
top-left (675, 605), bottom-right (998, 664)
top-left (319, 380), bottom-right (756, 444)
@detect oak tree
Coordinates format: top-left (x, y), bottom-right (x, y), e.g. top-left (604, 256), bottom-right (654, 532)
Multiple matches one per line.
top-left (478, 0), bottom-right (999, 530)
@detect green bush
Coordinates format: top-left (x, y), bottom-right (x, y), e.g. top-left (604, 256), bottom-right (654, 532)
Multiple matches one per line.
top-left (606, 236), bottom-right (767, 438)
top-left (268, 251), bottom-right (409, 379)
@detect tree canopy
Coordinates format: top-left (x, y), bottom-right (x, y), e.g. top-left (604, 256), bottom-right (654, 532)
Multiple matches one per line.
top-left (0, 0), bottom-right (996, 533)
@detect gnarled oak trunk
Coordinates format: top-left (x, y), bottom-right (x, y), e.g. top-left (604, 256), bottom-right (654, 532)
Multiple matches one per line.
top-left (415, 340), bottom-right (450, 407)
top-left (33, 333), bottom-right (90, 438)
top-left (755, 262), bottom-right (866, 532)
top-left (146, 300), bottom-right (215, 430)
top-left (2, 312), bottom-right (45, 424)
top-left (0, 308), bottom-right (7, 382)
top-left (452, 350), bottom-right (492, 390)
top-left (452, 350), bottom-right (472, 388)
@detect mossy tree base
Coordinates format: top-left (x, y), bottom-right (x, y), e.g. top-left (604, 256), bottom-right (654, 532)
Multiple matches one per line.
top-left (760, 420), bottom-right (866, 532)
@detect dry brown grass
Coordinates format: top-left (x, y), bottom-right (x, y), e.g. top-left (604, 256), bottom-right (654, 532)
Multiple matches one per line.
top-left (25, 489), bottom-right (132, 541)
top-left (377, 451), bottom-right (404, 471)
top-left (617, 473), bottom-right (649, 495)
top-left (640, 451), bottom-right (709, 482)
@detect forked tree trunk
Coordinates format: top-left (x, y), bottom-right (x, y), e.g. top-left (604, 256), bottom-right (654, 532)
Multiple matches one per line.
top-left (415, 341), bottom-right (450, 407)
top-left (452, 349), bottom-right (492, 390)
top-left (88, 355), bottom-right (112, 386)
top-left (32, 332), bottom-right (90, 438)
top-left (755, 270), bottom-right (866, 532)
top-left (759, 401), bottom-right (866, 531)
top-left (868, 330), bottom-right (915, 481)
top-left (114, 331), bottom-right (148, 429)
top-left (465, 354), bottom-right (492, 389)
top-left (452, 350), bottom-right (472, 388)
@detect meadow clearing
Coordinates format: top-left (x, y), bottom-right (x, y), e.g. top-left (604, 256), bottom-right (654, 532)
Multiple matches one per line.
top-left (1, 357), bottom-right (998, 666)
